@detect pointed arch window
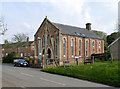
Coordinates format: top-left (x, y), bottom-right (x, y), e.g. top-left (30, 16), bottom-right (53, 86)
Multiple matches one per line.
top-left (43, 35), bottom-right (45, 46)
top-left (93, 41), bottom-right (95, 47)
top-left (86, 40), bottom-right (88, 57)
top-left (55, 38), bottom-right (57, 56)
top-left (63, 38), bottom-right (66, 57)
top-left (71, 39), bottom-right (74, 56)
top-left (99, 42), bottom-right (101, 48)
top-left (79, 39), bottom-right (81, 56)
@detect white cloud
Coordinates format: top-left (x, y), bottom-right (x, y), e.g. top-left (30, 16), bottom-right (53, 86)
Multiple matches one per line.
top-left (23, 22), bottom-right (32, 29)
top-left (84, 7), bottom-right (91, 23)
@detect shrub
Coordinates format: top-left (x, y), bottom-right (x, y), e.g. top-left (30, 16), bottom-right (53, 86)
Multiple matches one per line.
top-left (109, 58), bottom-right (116, 61)
top-left (94, 58), bottom-right (101, 62)
top-left (2, 52), bottom-right (15, 63)
top-left (13, 57), bottom-right (24, 59)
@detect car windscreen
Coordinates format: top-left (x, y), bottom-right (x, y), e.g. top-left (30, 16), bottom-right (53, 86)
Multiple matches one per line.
top-left (19, 59), bottom-right (25, 62)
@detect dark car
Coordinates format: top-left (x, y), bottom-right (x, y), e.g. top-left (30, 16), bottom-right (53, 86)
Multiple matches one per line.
top-left (14, 59), bottom-right (28, 67)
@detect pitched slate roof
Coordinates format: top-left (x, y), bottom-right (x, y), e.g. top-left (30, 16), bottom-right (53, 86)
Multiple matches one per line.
top-left (52, 22), bottom-right (102, 40)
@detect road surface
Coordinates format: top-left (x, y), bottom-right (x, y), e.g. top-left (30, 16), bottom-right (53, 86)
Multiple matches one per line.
top-left (1, 64), bottom-right (114, 88)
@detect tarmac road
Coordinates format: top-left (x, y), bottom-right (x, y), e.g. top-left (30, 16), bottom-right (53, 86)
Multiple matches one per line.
top-left (1, 63), bottom-right (115, 89)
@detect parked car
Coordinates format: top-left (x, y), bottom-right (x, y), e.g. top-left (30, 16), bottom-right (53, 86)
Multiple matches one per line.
top-left (14, 59), bottom-right (28, 67)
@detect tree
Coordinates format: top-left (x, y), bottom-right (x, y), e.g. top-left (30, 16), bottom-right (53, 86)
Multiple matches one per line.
top-left (0, 18), bottom-right (7, 36)
top-left (93, 30), bottom-right (109, 52)
top-left (11, 33), bottom-right (29, 55)
top-left (12, 33), bottom-right (28, 42)
top-left (2, 33), bottom-right (29, 57)
top-left (107, 32), bottom-right (120, 45)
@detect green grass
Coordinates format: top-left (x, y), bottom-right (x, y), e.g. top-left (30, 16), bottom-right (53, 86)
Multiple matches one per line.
top-left (42, 61), bottom-right (120, 87)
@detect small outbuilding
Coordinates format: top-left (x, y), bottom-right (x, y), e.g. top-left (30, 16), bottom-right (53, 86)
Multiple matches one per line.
top-left (108, 37), bottom-right (120, 61)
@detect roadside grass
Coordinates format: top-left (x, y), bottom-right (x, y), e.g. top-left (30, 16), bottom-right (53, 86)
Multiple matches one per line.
top-left (42, 61), bottom-right (120, 87)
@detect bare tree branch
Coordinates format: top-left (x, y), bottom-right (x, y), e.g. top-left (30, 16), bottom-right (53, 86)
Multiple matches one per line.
top-left (12, 33), bottom-right (28, 42)
top-left (0, 18), bottom-right (7, 36)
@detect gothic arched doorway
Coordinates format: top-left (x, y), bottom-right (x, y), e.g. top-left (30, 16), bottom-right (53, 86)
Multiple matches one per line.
top-left (47, 48), bottom-right (51, 58)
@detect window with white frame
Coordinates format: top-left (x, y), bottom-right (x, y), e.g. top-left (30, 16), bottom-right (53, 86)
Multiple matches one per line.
top-left (43, 35), bottom-right (45, 46)
top-left (38, 41), bottom-right (39, 56)
top-left (71, 39), bottom-right (74, 56)
top-left (40, 39), bottom-right (42, 53)
top-left (28, 53), bottom-right (30, 56)
top-left (86, 40), bottom-right (88, 57)
top-left (24, 53), bottom-right (26, 56)
top-left (32, 46), bottom-right (35, 50)
top-left (2, 48), bottom-right (4, 51)
top-left (99, 50), bottom-right (101, 53)
top-left (93, 41), bottom-right (95, 47)
top-left (21, 53), bottom-right (23, 57)
top-left (26, 46), bottom-right (28, 49)
top-left (55, 38), bottom-right (57, 56)
top-left (79, 39), bottom-right (81, 56)
top-left (99, 42), bottom-right (101, 48)
top-left (63, 38), bottom-right (66, 57)
top-left (6, 53), bottom-right (8, 56)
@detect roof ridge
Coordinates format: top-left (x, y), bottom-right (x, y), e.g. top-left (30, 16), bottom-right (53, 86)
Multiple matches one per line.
top-left (52, 22), bottom-right (87, 30)
top-left (108, 36), bottom-right (120, 47)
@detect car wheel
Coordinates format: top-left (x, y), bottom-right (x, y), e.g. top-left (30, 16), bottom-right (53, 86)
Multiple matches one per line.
top-left (14, 64), bottom-right (16, 67)
top-left (18, 64), bottom-right (21, 67)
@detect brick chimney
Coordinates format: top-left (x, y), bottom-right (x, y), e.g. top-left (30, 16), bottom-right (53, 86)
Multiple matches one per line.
top-left (27, 37), bottom-right (29, 42)
top-left (86, 23), bottom-right (91, 31)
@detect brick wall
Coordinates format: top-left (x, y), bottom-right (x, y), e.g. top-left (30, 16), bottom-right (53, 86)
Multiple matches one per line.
top-left (34, 18), bottom-right (104, 63)
top-left (2, 42), bottom-right (34, 58)
top-left (61, 35), bottom-right (104, 61)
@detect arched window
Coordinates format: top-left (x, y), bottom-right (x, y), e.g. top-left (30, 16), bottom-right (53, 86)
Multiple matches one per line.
top-left (79, 39), bottom-right (81, 56)
top-left (63, 38), bottom-right (66, 56)
top-left (40, 38), bottom-right (42, 53)
top-left (55, 38), bottom-right (57, 56)
top-left (71, 39), bottom-right (74, 56)
top-left (93, 41), bottom-right (95, 47)
top-left (99, 42), bottom-right (101, 48)
top-left (99, 50), bottom-right (101, 53)
top-left (20, 53), bottom-right (23, 57)
top-left (43, 35), bottom-right (45, 46)
top-left (24, 53), bottom-right (26, 56)
top-left (86, 40), bottom-right (88, 57)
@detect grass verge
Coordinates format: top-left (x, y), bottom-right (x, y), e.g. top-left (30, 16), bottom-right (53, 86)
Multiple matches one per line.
top-left (42, 61), bottom-right (120, 87)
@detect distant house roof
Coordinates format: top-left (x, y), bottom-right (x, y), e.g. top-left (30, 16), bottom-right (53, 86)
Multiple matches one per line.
top-left (52, 22), bottom-right (102, 40)
top-left (108, 37), bottom-right (120, 48)
top-left (2, 41), bottom-right (34, 48)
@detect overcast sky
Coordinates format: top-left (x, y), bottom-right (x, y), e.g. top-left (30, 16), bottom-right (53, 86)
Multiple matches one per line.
top-left (0, 0), bottom-right (118, 44)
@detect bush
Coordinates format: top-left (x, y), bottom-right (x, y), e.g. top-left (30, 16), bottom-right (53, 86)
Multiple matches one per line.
top-left (2, 52), bottom-right (15, 63)
top-left (13, 57), bottom-right (24, 59)
top-left (94, 58), bottom-right (101, 62)
top-left (109, 58), bottom-right (116, 61)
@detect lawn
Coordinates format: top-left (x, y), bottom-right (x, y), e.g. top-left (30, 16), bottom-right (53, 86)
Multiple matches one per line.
top-left (42, 61), bottom-right (120, 87)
